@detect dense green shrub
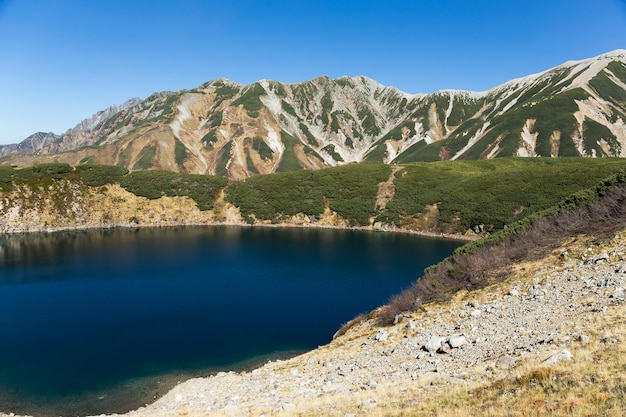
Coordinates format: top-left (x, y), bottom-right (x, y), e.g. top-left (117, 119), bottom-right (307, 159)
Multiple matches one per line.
top-left (227, 163), bottom-right (391, 225)
top-left (75, 164), bottom-right (129, 186)
top-left (14, 163), bottom-right (73, 181)
top-left (277, 131), bottom-right (303, 172)
top-left (379, 157), bottom-right (626, 234)
top-left (0, 165), bottom-right (16, 184)
top-left (119, 170), bottom-right (227, 210)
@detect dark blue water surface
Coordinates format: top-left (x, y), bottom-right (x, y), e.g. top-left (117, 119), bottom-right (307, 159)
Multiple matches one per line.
top-left (0, 226), bottom-right (462, 416)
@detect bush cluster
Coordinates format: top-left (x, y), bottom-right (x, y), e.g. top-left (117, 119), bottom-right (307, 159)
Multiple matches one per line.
top-left (118, 170), bottom-right (227, 210)
top-left (379, 158), bottom-right (626, 234)
top-left (74, 164), bottom-right (129, 186)
top-left (226, 163), bottom-right (391, 225)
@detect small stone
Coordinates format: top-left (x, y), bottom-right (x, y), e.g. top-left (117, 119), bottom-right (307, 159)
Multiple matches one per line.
top-left (283, 403), bottom-right (297, 412)
top-left (611, 287), bottom-right (624, 299)
top-left (577, 334), bottom-right (590, 342)
top-left (424, 336), bottom-right (446, 353)
top-left (374, 329), bottom-right (388, 342)
top-left (509, 288), bottom-right (519, 296)
top-left (495, 355), bottom-right (517, 369)
top-left (405, 320), bottom-right (417, 330)
top-left (362, 398), bottom-right (377, 408)
top-left (594, 253), bottom-right (609, 263)
top-left (543, 349), bottom-right (573, 364)
top-left (224, 404), bottom-right (238, 412)
top-left (470, 309), bottom-right (482, 318)
top-left (437, 342), bottom-right (452, 354)
top-left (449, 335), bottom-right (468, 348)
top-left (416, 351), bottom-right (428, 360)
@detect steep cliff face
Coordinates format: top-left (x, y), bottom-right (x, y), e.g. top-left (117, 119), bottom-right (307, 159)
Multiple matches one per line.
top-left (3, 50), bottom-right (626, 179)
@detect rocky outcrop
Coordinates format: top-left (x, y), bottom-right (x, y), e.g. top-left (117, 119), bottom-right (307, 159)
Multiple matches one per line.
top-left (0, 181), bottom-right (238, 233)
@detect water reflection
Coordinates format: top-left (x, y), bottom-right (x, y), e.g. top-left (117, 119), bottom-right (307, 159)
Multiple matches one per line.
top-left (0, 226), bottom-right (463, 416)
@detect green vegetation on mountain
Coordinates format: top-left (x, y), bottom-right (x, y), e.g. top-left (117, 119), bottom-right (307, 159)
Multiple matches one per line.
top-left (251, 137), bottom-right (273, 161)
top-left (321, 144), bottom-right (344, 162)
top-left (231, 83), bottom-right (265, 117)
top-left (278, 131), bottom-right (303, 172)
top-left (377, 158), bottom-right (626, 233)
top-left (281, 100), bottom-right (297, 117)
top-left (212, 81), bottom-right (239, 100)
top-left (133, 145), bottom-right (156, 170)
top-left (227, 163), bottom-right (391, 225)
top-left (2, 158), bottom-right (625, 236)
top-left (583, 119), bottom-right (619, 156)
top-left (215, 142), bottom-right (232, 177)
top-left (74, 164), bottom-right (129, 186)
top-left (174, 139), bottom-right (188, 165)
top-left (589, 70), bottom-right (626, 105)
top-left (201, 131), bottom-right (218, 147)
top-left (447, 95), bottom-right (485, 126)
top-left (118, 170), bottom-right (227, 210)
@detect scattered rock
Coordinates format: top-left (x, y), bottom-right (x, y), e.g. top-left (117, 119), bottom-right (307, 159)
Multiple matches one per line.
top-left (470, 309), bottom-right (482, 318)
top-left (610, 287), bottom-right (624, 299)
top-left (405, 320), bottom-right (417, 331)
top-left (543, 349), bottom-right (573, 364)
top-left (594, 253), bottom-right (609, 263)
top-left (577, 334), bottom-right (590, 342)
top-left (282, 403), bottom-right (296, 412)
top-left (448, 335), bottom-right (467, 348)
top-left (361, 398), bottom-right (377, 408)
top-left (509, 288), bottom-right (519, 296)
top-left (424, 336), bottom-right (446, 353)
top-left (374, 330), bottom-right (388, 342)
top-left (437, 342), bottom-right (452, 354)
top-left (495, 355), bottom-right (517, 369)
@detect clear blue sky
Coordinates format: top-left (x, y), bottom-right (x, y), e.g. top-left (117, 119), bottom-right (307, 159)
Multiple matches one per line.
top-left (0, 0), bottom-right (625, 144)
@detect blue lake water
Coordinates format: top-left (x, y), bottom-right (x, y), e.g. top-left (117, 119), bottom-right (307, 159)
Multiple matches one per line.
top-left (0, 226), bottom-right (463, 416)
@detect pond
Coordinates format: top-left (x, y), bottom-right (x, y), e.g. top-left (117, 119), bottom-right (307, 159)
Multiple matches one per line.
top-left (0, 226), bottom-right (463, 416)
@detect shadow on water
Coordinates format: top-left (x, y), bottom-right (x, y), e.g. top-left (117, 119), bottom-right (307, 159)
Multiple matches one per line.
top-left (0, 226), bottom-right (463, 416)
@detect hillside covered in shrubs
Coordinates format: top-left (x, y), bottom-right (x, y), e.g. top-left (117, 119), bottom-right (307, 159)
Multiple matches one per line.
top-left (1, 158), bottom-right (626, 235)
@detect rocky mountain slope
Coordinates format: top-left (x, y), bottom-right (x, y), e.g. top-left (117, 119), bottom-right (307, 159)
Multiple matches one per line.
top-left (1, 50), bottom-right (625, 179)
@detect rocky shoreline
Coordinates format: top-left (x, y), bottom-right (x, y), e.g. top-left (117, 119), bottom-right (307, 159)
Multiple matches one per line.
top-left (74, 230), bottom-right (623, 416)
top-left (0, 180), bottom-right (477, 242)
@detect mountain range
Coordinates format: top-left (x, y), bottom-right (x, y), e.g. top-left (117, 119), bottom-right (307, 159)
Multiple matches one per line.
top-left (2, 50), bottom-right (625, 179)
